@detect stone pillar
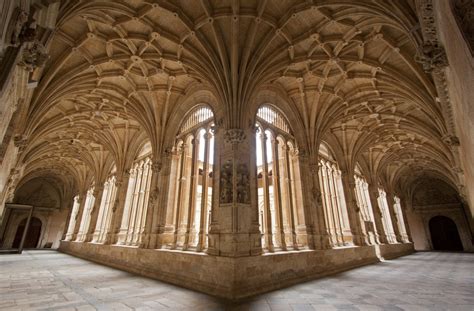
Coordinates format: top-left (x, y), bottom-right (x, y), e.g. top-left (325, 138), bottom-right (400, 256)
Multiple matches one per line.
top-left (139, 159), bottom-right (162, 248)
top-left (260, 131), bottom-right (274, 251)
top-left (386, 192), bottom-right (403, 243)
top-left (207, 128), bottom-right (262, 257)
top-left (196, 131), bottom-right (211, 251)
top-left (398, 196), bottom-right (413, 243)
top-left (308, 161), bottom-right (331, 249)
top-left (105, 173), bottom-right (130, 245)
top-left (368, 184), bottom-right (388, 244)
top-left (171, 145), bottom-right (186, 248)
top-left (282, 143), bottom-right (298, 249)
top-left (183, 137), bottom-right (200, 250)
top-left (61, 196), bottom-right (76, 240)
top-left (70, 192), bottom-right (87, 241)
top-left (84, 185), bottom-right (105, 242)
top-left (270, 137), bottom-right (286, 250)
top-left (340, 171), bottom-right (366, 246)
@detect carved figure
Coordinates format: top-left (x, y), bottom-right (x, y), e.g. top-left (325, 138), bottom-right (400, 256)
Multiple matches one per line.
top-left (236, 164), bottom-right (250, 204)
top-left (219, 162), bottom-right (233, 203)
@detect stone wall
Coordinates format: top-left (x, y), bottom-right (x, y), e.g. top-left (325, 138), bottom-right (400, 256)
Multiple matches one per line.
top-left (59, 241), bottom-right (414, 300)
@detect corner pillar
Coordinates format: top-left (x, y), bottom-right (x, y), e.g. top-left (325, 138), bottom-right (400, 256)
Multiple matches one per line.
top-left (207, 128), bottom-right (262, 257)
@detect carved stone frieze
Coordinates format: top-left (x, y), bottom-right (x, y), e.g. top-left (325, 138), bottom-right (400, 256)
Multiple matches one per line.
top-left (223, 129), bottom-right (246, 144)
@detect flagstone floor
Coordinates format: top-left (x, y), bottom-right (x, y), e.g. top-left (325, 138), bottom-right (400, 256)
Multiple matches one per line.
top-left (0, 250), bottom-right (472, 310)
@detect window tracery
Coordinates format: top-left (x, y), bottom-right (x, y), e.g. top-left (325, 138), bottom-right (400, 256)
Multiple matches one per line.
top-left (168, 106), bottom-right (214, 251)
top-left (256, 105), bottom-right (301, 251)
top-left (354, 165), bottom-right (377, 245)
top-left (93, 175), bottom-right (117, 243)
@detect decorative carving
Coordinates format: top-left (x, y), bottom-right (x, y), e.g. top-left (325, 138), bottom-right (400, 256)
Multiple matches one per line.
top-left (18, 42), bottom-right (49, 71)
top-left (415, 42), bottom-right (449, 73)
top-left (224, 129), bottom-right (246, 144)
top-left (443, 134), bottom-right (460, 146)
top-left (151, 161), bottom-right (162, 173)
top-left (219, 162), bottom-right (233, 203)
top-left (236, 164), bottom-right (250, 204)
top-left (10, 10), bottom-right (29, 46)
top-left (149, 187), bottom-right (159, 205)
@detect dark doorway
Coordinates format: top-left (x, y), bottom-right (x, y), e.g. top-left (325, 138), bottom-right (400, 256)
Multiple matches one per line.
top-left (429, 216), bottom-right (463, 251)
top-left (12, 217), bottom-right (42, 249)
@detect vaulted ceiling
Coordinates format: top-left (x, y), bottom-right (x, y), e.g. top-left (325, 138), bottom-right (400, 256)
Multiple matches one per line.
top-left (15, 0), bottom-right (462, 198)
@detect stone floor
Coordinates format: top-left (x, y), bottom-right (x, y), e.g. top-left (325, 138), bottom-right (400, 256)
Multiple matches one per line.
top-left (0, 251), bottom-right (472, 310)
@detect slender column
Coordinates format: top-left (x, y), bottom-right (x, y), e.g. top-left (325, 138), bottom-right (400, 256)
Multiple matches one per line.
top-left (93, 182), bottom-right (109, 242)
top-left (270, 137), bottom-right (286, 250)
top-left (340, 171), bottom-right (366, 246)
top-left (386, 192), bottom-right (403, 243)
top-left (368, 184), bottom-right (388, 244)
top-left (102, 179), bottom-right (117, 242)
top-left (135, 160), bottom-right (152, 246)
top-left (104, 172), bottom-right (130, 245)
top-left (398, 196), bottom-right (413, 243)
top-left (329, 167), bottom-right (345, 245)
top-left (183, 137), bottom-right (200, 249)
top-left (320, 162), bottom-right (336, 246)
top-left (85, 185), bottom-right (105, 242)
top-left (309, 162), bottom-right (331, 249)
top-left (197, 131), bottom-right (211, 251)
top-left (126, 165), bottom-right (143, 245)
top-left (172, 145), bottom-right (186, 248)
top-left (283, 144), bottom-right (298, 249)
top-left (260, 131), bottom-right (274, 251)
top-left (71, 192), bottom-right (87, 241)
top-left (64, 196), bottom-right (80, 241)
top-left (139, 159), bottom-right (161, 248)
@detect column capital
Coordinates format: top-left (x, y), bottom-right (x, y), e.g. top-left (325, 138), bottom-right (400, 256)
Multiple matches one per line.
top-left (223, 128), bottom-right (246, 144)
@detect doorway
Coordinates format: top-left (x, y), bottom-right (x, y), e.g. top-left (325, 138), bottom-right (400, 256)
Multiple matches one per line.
top-left (429, 216), bottom-right (463, 251)
top-left (12, 217), bottom-right (42, 249)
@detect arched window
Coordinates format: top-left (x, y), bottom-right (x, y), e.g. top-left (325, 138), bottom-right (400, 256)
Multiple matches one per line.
top-left (92, 172), bottom-right (117, 243)
top-left (377, 188), bottom-right (397, 243)
top-left (118, 143), bottom-right (153, 246)
top-left (76, 185), bottom-right (96, 241)
top-left (256, 105), bottom-right (302, 251)
top-left (318, 142), bottom-right (351, 247)
top-left (354, 164), bottom-right (377, 245)
top-left (168, 106), bottom-right (214, 251)
top-left (393, 196), bottom-right (409, 242)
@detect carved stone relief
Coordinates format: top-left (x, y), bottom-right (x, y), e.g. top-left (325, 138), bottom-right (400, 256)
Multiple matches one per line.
top-left (236, 163), bottom-right (250, 204)
top-left (219, 162), bottom-right (233, 204)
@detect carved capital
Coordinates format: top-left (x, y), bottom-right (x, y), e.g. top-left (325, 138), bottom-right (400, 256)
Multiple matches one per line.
top-left (224, 129), bottom-right (246, 144)
top-left (442, 134), bottom-right (460, 146)
top-left (415, 42), bottom-right (449, 73)
top-left (19, 41), bottom-right (49, 71)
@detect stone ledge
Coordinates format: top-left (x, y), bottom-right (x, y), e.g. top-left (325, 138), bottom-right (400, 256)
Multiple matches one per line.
top-left (59, 241), bottom-right (414, 300)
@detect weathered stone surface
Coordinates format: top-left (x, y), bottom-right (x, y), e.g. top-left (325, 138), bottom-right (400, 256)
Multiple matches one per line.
top-left (59, 241), bottom-right (413, 300)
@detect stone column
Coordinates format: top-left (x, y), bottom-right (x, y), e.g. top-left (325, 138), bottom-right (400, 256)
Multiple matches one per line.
top-left (105, 173), bottom-right (130, 245)
top-left (70, 192), bottom-right (87, 241)
top-left (196, 131), bottom-right (211, 251)
top-left (282, 143), bottom-right (298, 249)
top-left (270, 137), bottom-right (286, 250)
top-left (139, 159), bottom-right (162, 248)
top-left (340, 171), bottom-right (367, 246)
top-left (85, 185), bottom-right (105, 242)
top-left (398, 196), bottom-right (413, 243)
top-left (368, 184), bottom-right (388, 244)
top-left (207, 128), bottom-right (262, 257)
top-left (183, 137), bottom-right (200, 250)
top-left (260, 131), bottom-right (274, 251)
top-left (171, 145), bottom-right (186, 248)
top-left (386, 192), bottom-right (403, 243)
top-left (309, 161), bottom-right (331, 249)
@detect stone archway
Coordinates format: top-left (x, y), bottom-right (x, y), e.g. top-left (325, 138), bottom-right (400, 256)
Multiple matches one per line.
top-left (12, 217), bottom-right (42, 249)
top-left (429, 216), bottom-right (463, 251)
